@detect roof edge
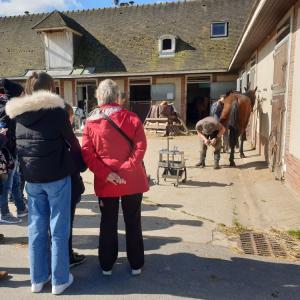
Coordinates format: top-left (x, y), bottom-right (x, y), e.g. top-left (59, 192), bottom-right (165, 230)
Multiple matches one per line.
top-left (228, 0), bottom-right (265, 71)
top-left (5, 68), bottom-right (230, 81)
top-left (0, 1), bottom-right (186, 19)
top-left (32, 10), bottom-right (57, 30)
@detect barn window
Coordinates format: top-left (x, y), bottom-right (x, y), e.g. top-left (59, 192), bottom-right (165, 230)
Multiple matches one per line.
top-left (159, 35), bottom-right (176, 57)
top-left (211, 22), bottom-right (228, 38)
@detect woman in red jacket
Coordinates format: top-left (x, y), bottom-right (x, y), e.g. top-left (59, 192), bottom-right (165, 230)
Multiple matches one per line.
top-left (82, 79), bottom-right (149, 276)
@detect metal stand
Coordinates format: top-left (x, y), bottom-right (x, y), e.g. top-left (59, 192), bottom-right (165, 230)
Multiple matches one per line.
top-left (156, 136), bottom-right (187, 187)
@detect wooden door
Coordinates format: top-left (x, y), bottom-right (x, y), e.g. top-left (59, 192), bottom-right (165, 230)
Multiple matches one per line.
top-left (269, 39), bottom-right (289, 178)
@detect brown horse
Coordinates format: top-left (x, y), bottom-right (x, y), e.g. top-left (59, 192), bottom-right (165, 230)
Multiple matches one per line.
top-left (219, 87), bottom-right (257, 166)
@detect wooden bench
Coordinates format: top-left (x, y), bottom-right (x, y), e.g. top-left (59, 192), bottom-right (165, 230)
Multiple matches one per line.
top-left (144, 118), bottom-right (169, 133)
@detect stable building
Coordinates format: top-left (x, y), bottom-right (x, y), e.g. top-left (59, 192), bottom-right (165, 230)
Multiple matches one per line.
top-left (230, 0), bottom-right (300, 194)
top-left (0, 0), bottom-right (255, 125)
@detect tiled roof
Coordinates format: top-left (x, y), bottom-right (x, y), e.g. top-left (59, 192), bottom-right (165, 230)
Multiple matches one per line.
top-left (0, 0), bottom-right (257, 78)
top-left (32, 10), bottom-right (83, 33)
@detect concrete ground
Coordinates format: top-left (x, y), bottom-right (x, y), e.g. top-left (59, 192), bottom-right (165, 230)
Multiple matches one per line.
top-left (1, 135), bottom-right (300, 299)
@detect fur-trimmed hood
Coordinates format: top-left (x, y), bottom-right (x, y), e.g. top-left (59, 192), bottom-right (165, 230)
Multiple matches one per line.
top-left (5, 90), bottom-right (65, 119)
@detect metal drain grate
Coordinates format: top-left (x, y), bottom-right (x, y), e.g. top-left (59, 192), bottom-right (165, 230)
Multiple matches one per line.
top-left (239, 232), bottom-right (287, 258)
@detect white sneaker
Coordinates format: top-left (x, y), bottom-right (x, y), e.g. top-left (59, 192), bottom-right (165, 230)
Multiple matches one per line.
top-left (31, 275), bottom-right (51, 293)
top-left (102, 270), bottom-right (112, 276)
top-left (52, 273), bottom-right (73, 295)
top-left (131, 268), bottom-right (142, 276)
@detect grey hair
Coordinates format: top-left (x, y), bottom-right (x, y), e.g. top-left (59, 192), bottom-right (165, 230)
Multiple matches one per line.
top-left (96, 79), bottom-right (119, 105)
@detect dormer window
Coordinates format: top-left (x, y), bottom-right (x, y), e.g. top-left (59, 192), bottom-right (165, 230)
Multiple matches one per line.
top-left (211, 22), bottom-right (228, 38)
top-left (159, 35), bottom-right (176, 57)
top-left (32, 10), bottom-right (82, 70)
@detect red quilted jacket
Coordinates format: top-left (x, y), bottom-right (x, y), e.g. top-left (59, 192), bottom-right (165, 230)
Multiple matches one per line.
top-left (82, 103), bottom-right (149, 197)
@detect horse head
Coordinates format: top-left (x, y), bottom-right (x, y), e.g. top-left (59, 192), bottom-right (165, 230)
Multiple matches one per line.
top-left (244, 86), bottom-right (257, 108)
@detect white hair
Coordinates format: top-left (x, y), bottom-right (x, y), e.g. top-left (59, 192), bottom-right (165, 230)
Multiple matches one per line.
top-left (96, 79), bottom-right (119, 105)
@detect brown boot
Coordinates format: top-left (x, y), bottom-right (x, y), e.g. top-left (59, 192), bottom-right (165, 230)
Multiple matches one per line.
top-left (0, 271), bottom-right (8, 280)
top-left (0, 233), bottom-right (4, 244)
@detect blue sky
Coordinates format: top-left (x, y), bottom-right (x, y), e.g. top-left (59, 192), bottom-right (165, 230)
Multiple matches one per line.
top-left (0, 0), bottom-right (182, 16)
top-left (72, 1), bottom-right (180, 9)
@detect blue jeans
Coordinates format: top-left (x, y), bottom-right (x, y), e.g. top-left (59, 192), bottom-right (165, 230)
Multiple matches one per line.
top-left (0, 163), bottom-right (26, 215)
top-left (26, 176), bottom-right (71, 285)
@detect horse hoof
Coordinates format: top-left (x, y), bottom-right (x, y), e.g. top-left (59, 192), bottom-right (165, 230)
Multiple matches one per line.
top-left (240, 154), bottom-right (246, 158)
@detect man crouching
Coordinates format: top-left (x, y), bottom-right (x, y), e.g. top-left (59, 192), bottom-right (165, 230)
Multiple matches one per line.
top-left (195, 116), bottom-right (225, 169)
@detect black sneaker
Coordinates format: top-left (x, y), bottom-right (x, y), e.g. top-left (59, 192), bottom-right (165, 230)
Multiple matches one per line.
top-left (70, 253), bottom-right (86, 268)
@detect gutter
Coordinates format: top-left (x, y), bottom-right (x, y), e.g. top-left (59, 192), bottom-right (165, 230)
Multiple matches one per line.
top-left (228, 0), bottom-right (268, 71)
top-left (6, 68), bottom-right (229, 81)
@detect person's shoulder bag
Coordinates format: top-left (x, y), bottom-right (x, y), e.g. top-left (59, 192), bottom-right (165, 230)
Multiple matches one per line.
top-left (99, 111), bottom-right (149, 181)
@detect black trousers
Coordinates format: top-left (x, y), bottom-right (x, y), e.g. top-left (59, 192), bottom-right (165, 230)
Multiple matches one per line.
top-left (98, 193), bottom-right (144, 271)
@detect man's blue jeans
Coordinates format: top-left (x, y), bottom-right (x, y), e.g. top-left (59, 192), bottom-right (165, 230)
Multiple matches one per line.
top-left (0, 163), bottom-right (26, 216)
top-left (26, 176), bottom-right (71, 285)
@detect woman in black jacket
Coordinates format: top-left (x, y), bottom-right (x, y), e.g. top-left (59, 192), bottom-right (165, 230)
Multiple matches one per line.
top-left (6, 72), bottom-right (82, 295)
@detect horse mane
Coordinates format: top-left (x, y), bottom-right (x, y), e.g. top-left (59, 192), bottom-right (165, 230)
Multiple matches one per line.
top-left (243, 90), bottom-right (256, 108)
top-left (219, 91), bottom-right (237, 126)
top-left (225, 90), bottom-right (238, 97)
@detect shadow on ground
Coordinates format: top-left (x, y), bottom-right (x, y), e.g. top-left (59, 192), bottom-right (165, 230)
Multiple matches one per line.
top-left (180, 181), bottom-right (233, 188)
top-left (2, 247), bottom-right (300, 299)
top-left (73, 233), bottom-right (182, 251)
top-left (73, 213), bottom-right (203, 231)
top-left (2, 253), bottom-right (294, 300)
top-left (239, 161), bottom-right (268, 170)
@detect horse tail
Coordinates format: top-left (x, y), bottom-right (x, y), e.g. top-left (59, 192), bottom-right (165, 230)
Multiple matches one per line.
top-left (228, 101), bottom-right (239, 148)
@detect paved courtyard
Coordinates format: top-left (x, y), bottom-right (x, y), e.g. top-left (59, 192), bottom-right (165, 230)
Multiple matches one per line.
top-left (1, 135), bottom-right (300, 300)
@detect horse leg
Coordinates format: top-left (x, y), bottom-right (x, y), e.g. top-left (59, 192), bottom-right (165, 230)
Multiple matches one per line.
top-left (223, 129), bottom-right (229, 153)
top-left (229, 145), bottom-right (236, 167)
top-left (240, 134), bottom-right (246, 158)
top-left (228, 128), bottom-right (236, 167)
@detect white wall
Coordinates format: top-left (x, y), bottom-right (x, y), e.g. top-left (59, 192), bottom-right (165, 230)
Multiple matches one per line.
top-left (64, 80), bottom-right (73, 105)
top-left (256, 38), bottom-right (276, 138)
top-left (289, 7), bottom-right (300, 159)
top-left (45, 31), bottom-right (73, 69)
top-left (114, 79), bottom-right (125, 93)
top-left (156, 77), bottom-right (182, 114)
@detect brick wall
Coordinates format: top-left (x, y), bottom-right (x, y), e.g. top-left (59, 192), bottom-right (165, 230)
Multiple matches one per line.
top-left (285, 153), bottom-right (300, 193)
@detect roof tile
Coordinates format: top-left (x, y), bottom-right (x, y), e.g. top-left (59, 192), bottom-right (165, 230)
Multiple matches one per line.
top-left (0, 0), bottom-right (256, 77)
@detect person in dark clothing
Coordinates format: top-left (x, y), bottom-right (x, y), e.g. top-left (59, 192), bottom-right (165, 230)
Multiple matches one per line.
top-left (0, 79), bottom-right (23, 158)
top-left (5, 72), bottom-right (82, 295)
top-left (0, 129), bottom-right (9, 280)
top-left (0, 128), bottom-right (9, 193)
top-left (0, 80), bottom-right (27, 224)
top-left (195, 116), bottom-right (225, 169)
top-left (64, 103), bottom-right (87, 268)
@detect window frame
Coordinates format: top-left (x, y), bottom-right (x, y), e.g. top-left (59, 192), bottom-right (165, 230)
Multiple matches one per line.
top-left (211, 22), bottom-right (228, 38)
top-left (158, 35), bottom-right (176, 57)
